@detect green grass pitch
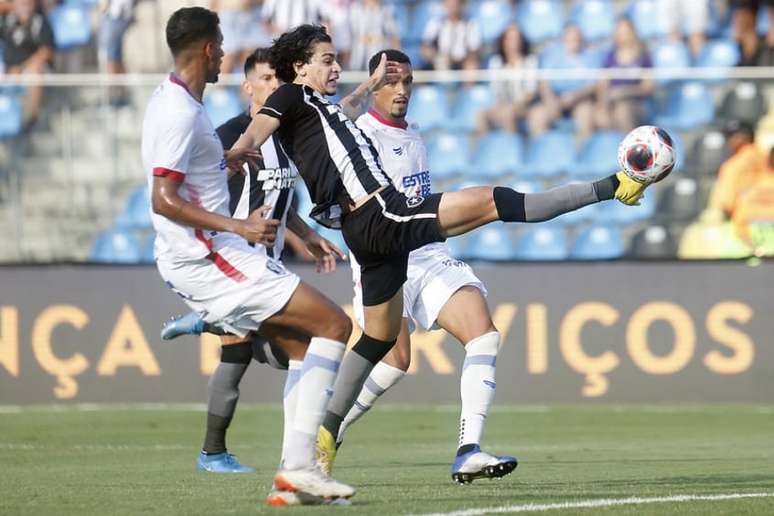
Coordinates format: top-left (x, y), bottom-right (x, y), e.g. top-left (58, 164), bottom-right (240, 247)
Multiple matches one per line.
top-left (1, 404), bottom-right (773, 515)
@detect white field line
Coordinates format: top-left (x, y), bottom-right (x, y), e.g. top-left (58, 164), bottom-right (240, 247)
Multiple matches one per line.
top-left (416, 493), bottom-right (774, 516)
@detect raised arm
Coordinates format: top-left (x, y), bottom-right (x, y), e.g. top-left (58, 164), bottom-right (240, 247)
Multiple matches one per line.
top-left (339, 53), bottom-right (401, 120)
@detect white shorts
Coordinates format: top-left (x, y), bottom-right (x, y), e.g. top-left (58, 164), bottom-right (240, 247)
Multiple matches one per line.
top-left (157, 240), bottom-right (300, 337)
top-left (352, 243), bottom-right (487, 332)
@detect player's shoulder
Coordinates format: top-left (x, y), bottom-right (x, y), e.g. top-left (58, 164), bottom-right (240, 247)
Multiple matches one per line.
top-left (216, 111), bottom-right (251, 148)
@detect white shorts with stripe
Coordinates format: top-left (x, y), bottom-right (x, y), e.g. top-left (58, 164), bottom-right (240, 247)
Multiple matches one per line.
top-left (352, 242), bottom-right (487, 333)
top-left (156, 238), bottom-right (300, 337)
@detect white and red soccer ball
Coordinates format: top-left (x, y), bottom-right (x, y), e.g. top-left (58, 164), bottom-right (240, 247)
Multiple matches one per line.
top-left (617, 125), bottom-right (677, 184)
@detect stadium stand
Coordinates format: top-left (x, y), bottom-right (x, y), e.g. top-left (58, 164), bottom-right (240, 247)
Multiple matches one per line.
top-left (513, 226), bottom-right (568, 260)
top-left (570, 224), bottom-right (625, 260)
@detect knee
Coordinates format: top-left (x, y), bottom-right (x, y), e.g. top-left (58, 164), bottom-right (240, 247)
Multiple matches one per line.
top-left (390, 347), bottom-right (411, 372)
top-left (320, 306), bottom-right (353, 343)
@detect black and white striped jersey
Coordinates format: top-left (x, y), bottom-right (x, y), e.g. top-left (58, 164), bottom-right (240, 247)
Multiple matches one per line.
top-left (258, 83), bottom-right (392, 228)
top-left (217, 111), bottom-right (298, 259)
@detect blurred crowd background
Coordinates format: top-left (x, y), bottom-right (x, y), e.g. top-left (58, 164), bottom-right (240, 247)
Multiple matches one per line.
top-left (1, 0), bottom-right (773, 264)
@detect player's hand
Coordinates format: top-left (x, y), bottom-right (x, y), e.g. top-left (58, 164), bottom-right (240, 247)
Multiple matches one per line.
top-left (225, 147), bottom-right (262, 175)
top-left (238, 205), bottom-right (279, 245)
top-left (369, 53), bottom-right (402, 91)
top-left (303, 231), bottom-right (347, 274)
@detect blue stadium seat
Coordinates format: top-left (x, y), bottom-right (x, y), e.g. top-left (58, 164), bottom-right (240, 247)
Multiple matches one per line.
top-left (466, 223), bottom-right (517, 261)
top-left (573, 130), bottom-right (624, 178)
top-left (115, 185), bottom-right (152, 229)
top-left (627, 0), bottom-right (662, 40)
top-left (516, 0), bottom-right (564, 44)
top-left (469, 0), bottom-right (514, 43)
top-left (695, 39), bottom-right (740, 81)
top-left (90, 229), bottom-right (142, 263)
top-left (445, 234), bottom-right (470, 259)
top-left (408, 0), bottom-right (444, 41)
top-left (204, 88), bottom-right (243, 128)
top-left (427, 133), bottom-right (471, 179)
top-left (651, 40), bottom-right (691, 84)
top-left (511, 179), bottom-right (540, 194)
top-left (449, 85), bottom-right (495, 132)
top-left (571, 0), bottom-right (615, 42)
top-left (0, 92), bottom-right (23, 138)
top-left (655, 82), bottom-right (714, 130)
top-left (48, 5), bottom-right (92, 49)
top-left (758, 4), bottom-right (770, 35)
top-left (513, 226), bottom-right (568, 260)
top-left (407, 85), bottom-right (449, 132)
top-left (141, 234), bottom-right (156, 264)
top-left (472, 132), bottom-right (524, 179)
top-left (570, 224), bottom-right (624, 260)
top-left (523, 130), bottom-right (576, 178)
top-left (595, 189), bottom-right (657, 224)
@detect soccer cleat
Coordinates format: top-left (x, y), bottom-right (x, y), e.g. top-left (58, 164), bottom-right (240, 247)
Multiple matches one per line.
top-left (273, 466), bottom-right (355, 499)
top-left (451, 445), bottom-right (518, 484)
top-left (315, 426), bottom-right (338, 475)
top-left (265, 489), bottom-right (352, 507)
top-left (161, 312), bottom-right (205, 340)
top-left (614, 171), bottom-right (648, 206)
top-left (197, 451), bottom-right (255, 473)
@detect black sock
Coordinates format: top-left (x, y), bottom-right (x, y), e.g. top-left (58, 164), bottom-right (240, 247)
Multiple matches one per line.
top-left (203, 413), bottom-right (231, 454)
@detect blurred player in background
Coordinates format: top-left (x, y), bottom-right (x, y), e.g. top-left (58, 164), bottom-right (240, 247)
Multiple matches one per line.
top-left (334, 49), bottom-right (517, 484)
top-left (142, 9), bottom-right (355, 504)
top-left (227, 25), bottom-right (653, 486)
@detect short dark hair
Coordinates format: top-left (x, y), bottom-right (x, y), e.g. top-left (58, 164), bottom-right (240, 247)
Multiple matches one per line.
top-left (244, 47), bottom-right (271, 77)
top-left (368, 49), bottom-right (411, 75)
top-left (166, 7), bottom-right (220, 57)
top-left (269, 25), bottom-right (331, 83)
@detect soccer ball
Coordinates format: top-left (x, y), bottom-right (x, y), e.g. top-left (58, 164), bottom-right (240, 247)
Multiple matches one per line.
top-left (617, 126), bottom-right (677, 184)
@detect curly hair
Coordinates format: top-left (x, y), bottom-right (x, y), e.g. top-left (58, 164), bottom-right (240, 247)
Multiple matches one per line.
top-left (269, 25), bottom-right (332, 83)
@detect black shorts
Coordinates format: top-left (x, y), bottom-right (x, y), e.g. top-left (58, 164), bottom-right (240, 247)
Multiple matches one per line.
top-left (342, 186), bottom-right (445, 306)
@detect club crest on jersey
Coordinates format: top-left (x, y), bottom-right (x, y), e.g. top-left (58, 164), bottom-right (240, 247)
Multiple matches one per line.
top-left (393, 146), bottom-right (404, 156)
top-left (406, 195), bottom-right (425, 208)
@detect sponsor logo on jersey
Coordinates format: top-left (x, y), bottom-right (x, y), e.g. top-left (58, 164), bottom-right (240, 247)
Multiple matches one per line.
top-left (266, 258), bottom-right (285, 275)
top-left (402, 170), bottom-right (431, 197)
top-left (257, 167), bottom-right (298, 190)
top-left (406, 195), bottom-right (425, 208)
top-left (393, 146), bottom-right (404, 156)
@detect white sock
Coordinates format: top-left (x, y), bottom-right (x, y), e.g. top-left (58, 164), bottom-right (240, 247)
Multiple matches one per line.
top-left (283, 337), bottom-right (345, 471)
top-left (337, 362), bottom-right (406, 443)
top-left (458, 331), bottom-right (500, 451)
top-left (280, 360), bottom-right (303, 465)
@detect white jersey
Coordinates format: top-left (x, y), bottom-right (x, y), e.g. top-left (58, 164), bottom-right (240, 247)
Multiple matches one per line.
top-left (141, 74), bottom-right (241, 263)
top-left (349, 109), bottom-right (487, 332)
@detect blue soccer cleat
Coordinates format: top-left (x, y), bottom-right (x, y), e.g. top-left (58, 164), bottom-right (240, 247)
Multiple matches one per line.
top-left (197, 451), bottom-right (255, 473)
top-left (161, 312), bottom-right (205, 340)
top-left (451, 445), bottom-right (518, 484)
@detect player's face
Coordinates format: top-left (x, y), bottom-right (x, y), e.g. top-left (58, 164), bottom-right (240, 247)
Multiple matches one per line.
top-left (245, 62), bottom-right (280, 107)
top-left (373, 62), bottom-right (413, 120)
top-left (295, 41), bottom-right (341, 95)
top-left (204, 29), bottom-right (225, 83)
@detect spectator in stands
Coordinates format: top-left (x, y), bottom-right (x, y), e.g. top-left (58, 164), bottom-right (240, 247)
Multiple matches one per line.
top-left (262, 0), bottom-right (323, 38)
top-left (420, 0), bottom-right (481, 71)
top-left (211, 0), bottom-right (271, 75)
top-left (325, 0), bottom-right (353, 69)
top-left (594, 18), bottom-right (654, 133)
top-left (0, 0), bottom-right (54, 128)
top-left (706, 120), bottom-right (767, 219)
top-left (98, 0), bottom-right (137, 105)
top-left (527, 24), bottom-right (596, 140)
top-left (731, 154), bottom-right (774, 253)
top-left (656, 0), bottom-right (708, 57)
top-left (731, 0), bottom-right (774, 65)
top-left (0, 0), bottom-right (11, 14)
top-left (477, 24), bottom-right (537, 134)
top-left (347, 0), bottom-right (399, 71)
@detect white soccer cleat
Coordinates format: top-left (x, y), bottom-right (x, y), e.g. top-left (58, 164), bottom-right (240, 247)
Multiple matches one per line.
top-left (451, 445), bottom-right (518, 484)
top-left (273, 467), bottom-right (355, 500)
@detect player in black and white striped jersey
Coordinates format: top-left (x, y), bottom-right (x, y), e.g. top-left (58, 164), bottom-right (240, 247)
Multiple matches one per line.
top-left (227, 25), bottom-right (654, 483)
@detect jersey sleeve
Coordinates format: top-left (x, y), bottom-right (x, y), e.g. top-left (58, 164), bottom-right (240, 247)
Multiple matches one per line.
top-left (258, 84), bottom-right (301, 123)
top-left (151, 109), bottom-right (197, 182)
